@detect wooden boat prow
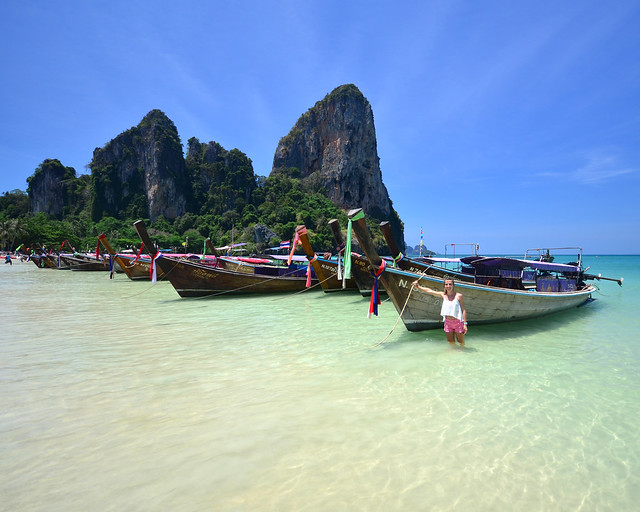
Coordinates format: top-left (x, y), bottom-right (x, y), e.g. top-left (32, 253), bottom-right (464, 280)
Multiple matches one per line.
top-left (328, 218), bottom-right (381, 297)
top-left (294, 224), bottom-right (357, 292)
top-left (98, 233), bottom-right (158, 280)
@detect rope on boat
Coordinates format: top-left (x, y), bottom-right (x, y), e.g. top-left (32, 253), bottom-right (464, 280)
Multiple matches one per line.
top-left (270, 272), bottom-right (337, 300)
top-left (118, 257), bottom-right (325, 300)
top-left (119, 256), bottom-right (182, 299)
top-left (370, 265), bottom-right (432, 348)
top-left (186, 264), bottom-right (331, 299)
top-left (370, 285), bottom-right (416, 348)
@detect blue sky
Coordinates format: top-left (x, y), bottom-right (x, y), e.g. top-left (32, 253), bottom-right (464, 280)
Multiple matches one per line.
top-left (1, 1), bottom-right (639, 254)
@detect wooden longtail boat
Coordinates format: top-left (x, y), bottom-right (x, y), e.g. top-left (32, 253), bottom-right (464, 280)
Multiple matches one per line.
top-left (294, 225), bottom-right (357, 292)
top-left (113, 254), bottom-right (154, 279)
top-left (59, 253), bottom-right (109, 271)
top-left (328, 218), bottom-right (380, 297)
top-left (99, 234), bottom-right (220, 280)
top-left (348, 208), bottom-right (601, 331)
top-left (29, 253), bottom-right (59, 269)
top-left (133, 220), bottom-right (319, 297)
top-left (98, 234), bottom-right (159, 280)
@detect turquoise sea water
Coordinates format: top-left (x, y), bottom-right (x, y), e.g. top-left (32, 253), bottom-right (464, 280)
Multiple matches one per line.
top-left (1, 255), bottom-right (638, 511)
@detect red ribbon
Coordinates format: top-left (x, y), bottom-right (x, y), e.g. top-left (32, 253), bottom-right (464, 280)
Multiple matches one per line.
top-left (132, 243), bottom-right (145, 264)
top-left (368, 259), bottom-right (386, 318)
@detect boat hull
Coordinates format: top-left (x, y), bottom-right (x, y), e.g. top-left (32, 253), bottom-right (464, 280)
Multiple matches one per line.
top-left (30, 254), bottom-right (59, 269)
top-left (60, 254), bottom-right (109, 271)
top-left (311, 257), bottom-right (358, 292)
top-left (116, 256), bottom-right (159, 280)
top-left (349, 254), bottom-right (386, 297)
top-left (155, 256), bottom-right (317, 297)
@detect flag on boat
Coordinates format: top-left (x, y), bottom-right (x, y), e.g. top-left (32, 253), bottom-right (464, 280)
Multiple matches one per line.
top-left (280, 240), bottom-right (290, 249)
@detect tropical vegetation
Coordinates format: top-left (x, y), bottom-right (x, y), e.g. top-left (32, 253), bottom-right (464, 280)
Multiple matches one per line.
top-left (1, 166), bottom-right (393, 256)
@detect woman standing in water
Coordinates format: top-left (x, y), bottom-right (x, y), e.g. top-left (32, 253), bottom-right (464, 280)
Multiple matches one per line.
top-left (412, 277), bottom-right (467, 346)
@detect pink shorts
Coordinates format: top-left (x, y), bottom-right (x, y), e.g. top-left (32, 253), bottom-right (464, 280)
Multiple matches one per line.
top-left (444, 317), bottom-right (465, 333)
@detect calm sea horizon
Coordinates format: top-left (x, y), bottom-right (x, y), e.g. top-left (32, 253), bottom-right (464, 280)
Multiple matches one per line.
top-left (2, 255), bottom-right (638, 511)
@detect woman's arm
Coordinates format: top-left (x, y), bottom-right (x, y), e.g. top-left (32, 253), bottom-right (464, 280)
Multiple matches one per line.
top-left (412, 281), bottom-right (443, 298)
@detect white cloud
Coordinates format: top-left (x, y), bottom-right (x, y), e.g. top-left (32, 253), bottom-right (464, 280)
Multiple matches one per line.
top-left (572, 153), bottom-right (636, 184)
top-left (530, 150), bottom-right (637, 185)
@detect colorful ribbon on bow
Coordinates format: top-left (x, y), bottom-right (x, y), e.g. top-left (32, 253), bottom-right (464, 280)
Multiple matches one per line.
top-left (132, 243), bottom-right (145, 265)
top-left (368, 259), bottom-right (386, 318)
top-left (287, 232), bottom-right (301, 265)
top-left (392, 252), bottom-right (404, 268)
top-left (307, 255), bottom-right (317, 288)
top-left (151, 251), bottom-right (163, 283)
top-left (344, 210), bottom-right (364, 280)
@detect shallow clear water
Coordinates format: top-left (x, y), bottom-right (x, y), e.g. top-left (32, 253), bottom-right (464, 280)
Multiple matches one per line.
top-left (1, 256), bottom-right (638, 511)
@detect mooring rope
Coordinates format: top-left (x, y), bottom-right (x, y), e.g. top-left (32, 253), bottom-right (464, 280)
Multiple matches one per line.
top-left (270, 270), bottom-right (339, 300)
top-left (370, 265), bottom-right (432, 348)
top-left (172, 261), bottom-right (330, 299)
top-left (119, 255), bottom-right (181, 299)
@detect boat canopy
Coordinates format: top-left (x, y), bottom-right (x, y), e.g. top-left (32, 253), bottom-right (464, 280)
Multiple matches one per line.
top-left (460, 256), bottom-right (581, 273)
top-left (520, 259), bottom-right (581, 273)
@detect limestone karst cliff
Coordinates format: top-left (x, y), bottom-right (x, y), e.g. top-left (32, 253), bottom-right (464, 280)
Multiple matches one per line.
top-left (23, 85), bottom-right (405, 251)
top-left (27, 159), bottom-right (81, 219)
top-left (89, 110), bottom-right (188, 221)
top-left (272, 84), bottom-right (403, 246)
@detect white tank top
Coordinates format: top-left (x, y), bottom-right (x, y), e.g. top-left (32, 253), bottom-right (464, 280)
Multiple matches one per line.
top-left (440, 296), bottom-right (463, 321)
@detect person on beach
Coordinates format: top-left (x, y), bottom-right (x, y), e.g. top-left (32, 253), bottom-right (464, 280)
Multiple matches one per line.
top-left (412, 277), bottom-right (467, 346)
top-left (5, 253), bottom-right (12, 265)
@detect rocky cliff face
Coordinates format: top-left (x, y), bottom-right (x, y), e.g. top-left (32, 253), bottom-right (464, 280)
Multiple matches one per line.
top-left (273, 85), bottom-right (387, 213)
top-left (27, 159), bottom-right (77, 219)
top-left (90, 110), bottom-right (187, 221)
top-left (272, 84), bottom-right (403, 245)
